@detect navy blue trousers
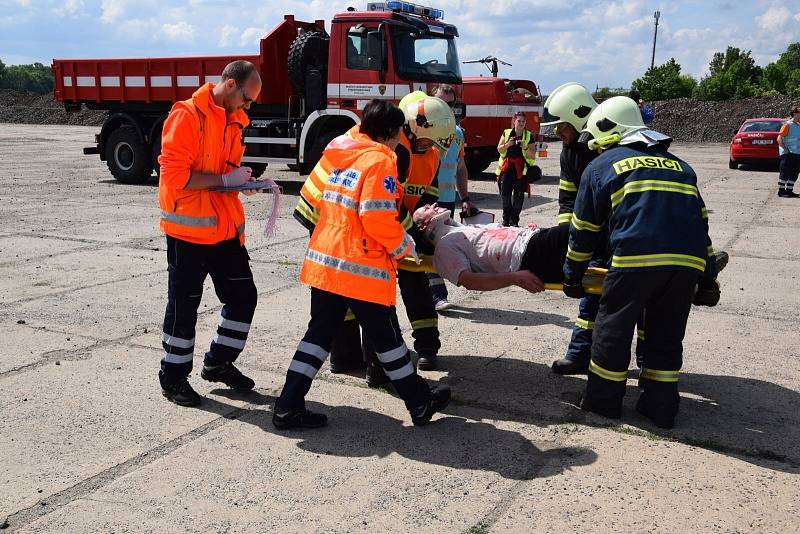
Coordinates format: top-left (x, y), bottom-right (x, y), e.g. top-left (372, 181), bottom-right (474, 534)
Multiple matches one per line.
top-left (160, 236), bottom-right (257, 386)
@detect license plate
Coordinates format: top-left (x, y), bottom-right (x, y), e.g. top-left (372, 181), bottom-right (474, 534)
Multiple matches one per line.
top-left (752, 139), bottom-right (773, 145)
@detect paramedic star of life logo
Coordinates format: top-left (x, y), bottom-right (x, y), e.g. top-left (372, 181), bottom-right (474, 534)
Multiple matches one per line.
top-left (383, 176), bottom-right (396, 195)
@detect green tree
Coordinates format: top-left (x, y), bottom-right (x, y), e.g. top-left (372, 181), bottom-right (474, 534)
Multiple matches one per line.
top-left (0, 61), bottom-right (54, 93)
top-left (631, 58), bottom-right (695, 100)
top-left (591, 86), bottom-right (628, 101)
top-left (695, 47), bottom-right (763, 101)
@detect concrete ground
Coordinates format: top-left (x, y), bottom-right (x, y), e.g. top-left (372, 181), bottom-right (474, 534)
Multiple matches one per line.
top-left (1, 125), bottom-right (798, 533)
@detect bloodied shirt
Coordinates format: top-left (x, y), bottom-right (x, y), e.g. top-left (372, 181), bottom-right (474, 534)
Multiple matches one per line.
top-left (433, 224), bottom-right (539, 284)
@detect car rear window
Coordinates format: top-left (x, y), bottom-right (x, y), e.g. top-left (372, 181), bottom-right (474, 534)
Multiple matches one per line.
top-left (740, 121), bottom-right (783, 133)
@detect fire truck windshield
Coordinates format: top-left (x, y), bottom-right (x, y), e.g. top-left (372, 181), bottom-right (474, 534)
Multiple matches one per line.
top-left (391, 30), bottom-right (461, 84)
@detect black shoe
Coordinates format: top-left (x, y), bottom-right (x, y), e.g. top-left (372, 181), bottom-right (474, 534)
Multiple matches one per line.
top-left (201, 362), bottom-right (255, 391)
top-left (713, 250), bottom-right (729, 273)
top-left (579, 396), bottom-right (621, 419)
top-left (365, 363), bottom-right (390, 388)
top-left (410, 385), bottom-right (451, 426)
top-left (330, 360), bottom-right (367, 374)
top-left (162, 378), bottom-right (202, 407)
top-left (635, 396), bottom-right (675, 429)
top-left (551, 358), bottom-right (589, 375)
top-left (272, 406), bottom-right (328, 430)
top-left (417, 352), bottom-right (438, 371)
top-left (778, 190), bottom-right (800, 198)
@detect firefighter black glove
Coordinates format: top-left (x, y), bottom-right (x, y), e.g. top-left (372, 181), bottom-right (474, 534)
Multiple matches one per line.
top-left (693, 278), bottom-right (720, 307)
top-left (562, 278), bottom-right (586, 299)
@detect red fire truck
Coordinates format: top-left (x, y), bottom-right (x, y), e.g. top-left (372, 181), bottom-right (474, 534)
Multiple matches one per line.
top-left (460, 77), bottom-right (542, 173)
top-left (52, 1), bottom-right (540, 183)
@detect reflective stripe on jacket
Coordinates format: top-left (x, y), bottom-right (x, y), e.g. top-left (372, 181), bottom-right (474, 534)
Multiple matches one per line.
top-left (564, 144), bottom-right (715, 280)
top-left (496, 128), bottom-right (536, 176)
top-left (158, 83), bottom-right (249, 245)
top-left (299, 130), bottom-right (411, 306)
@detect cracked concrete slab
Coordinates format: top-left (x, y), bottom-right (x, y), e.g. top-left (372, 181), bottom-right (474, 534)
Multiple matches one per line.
top-left (1, 126), bottom-right (798, 532)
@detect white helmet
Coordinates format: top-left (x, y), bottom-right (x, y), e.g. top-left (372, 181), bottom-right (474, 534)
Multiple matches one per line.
top-left (582, 96), bottom-right (647, 150)
top-left (540, 82), bottom-right (597, 131)
top-left (402, 95), bottom-right (456, 152)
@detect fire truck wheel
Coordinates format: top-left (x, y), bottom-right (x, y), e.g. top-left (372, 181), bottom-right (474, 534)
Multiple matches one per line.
top-left (288, 30), bottom-right (329, 96)
top-left (465, 152), bottom-right (494, 175)
top-left (151, 132), bottom-right (162, 176)
top-left (301, 129), bottom-right (340, 175)
top-left (105, 127), bottom-right (153, 184)
top-left (249, 163), bottom-right (267, 178)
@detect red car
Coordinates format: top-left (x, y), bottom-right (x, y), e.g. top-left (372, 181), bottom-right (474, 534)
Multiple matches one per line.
top-left (729, 118), bottom-right (784, 169)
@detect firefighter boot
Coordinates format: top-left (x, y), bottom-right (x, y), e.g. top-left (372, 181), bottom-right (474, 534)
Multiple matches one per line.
top-left (579, 372), bottom-right (624, 419)
top-left (635, 378), bottom-right (680, 429)
top-left (362, 337), bottom-right (390, 388)
top-left (329, 317), bottom-right (366, 374)
top-left (551, 358), bottom-right (589, 375)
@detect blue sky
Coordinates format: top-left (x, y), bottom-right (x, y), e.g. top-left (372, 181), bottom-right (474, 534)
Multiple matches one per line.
top-left (1, 0), bottom-right (798, 93)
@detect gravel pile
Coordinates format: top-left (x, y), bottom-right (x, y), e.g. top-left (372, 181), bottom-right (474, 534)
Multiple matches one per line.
top-left (2, 88), bottom-right (799, 141)
top-left (651, 96), bottom-right (799, 143)
top-left (0, 88), bottom-right (105, 126)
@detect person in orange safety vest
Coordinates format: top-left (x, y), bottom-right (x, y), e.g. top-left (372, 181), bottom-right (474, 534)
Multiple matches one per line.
top-left (157, 60), bottom-right (263, 407)
top-left (273, 100), bottom-right (451, 430)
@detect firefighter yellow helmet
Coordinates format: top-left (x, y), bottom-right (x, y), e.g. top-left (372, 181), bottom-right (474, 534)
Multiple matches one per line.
top-left (398, 90), bottom-right (428, 110)
top-left (582, 96), bottom-right (646, 150)
top-left (402, 95), bottom-right (456, 152)
top-left (540, 82), bottom-right (597, 131)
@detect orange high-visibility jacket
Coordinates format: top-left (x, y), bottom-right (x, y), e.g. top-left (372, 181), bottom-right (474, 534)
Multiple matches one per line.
top-left (300, 131), bottom-right (412, 306)
top-left (398, 131), bottom-right (440, 215)
top-left (158, 83), bottom-right (250, 245)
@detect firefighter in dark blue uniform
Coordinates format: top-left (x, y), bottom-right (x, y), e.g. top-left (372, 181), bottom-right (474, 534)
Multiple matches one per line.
top-left (539, 83), bottom-right (604, 375)
top-left (563, 96), bottom-right (720, 428)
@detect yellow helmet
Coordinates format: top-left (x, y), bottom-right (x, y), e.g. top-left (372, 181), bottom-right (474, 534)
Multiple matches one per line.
top-left (402, 95), bottom-right (456, 152)
top-left (398, 90), bottom-right (428, 110)
top-left (540, 82), bottom-right (597, 131)
top-left (582, 96), bottom-right (646, 150)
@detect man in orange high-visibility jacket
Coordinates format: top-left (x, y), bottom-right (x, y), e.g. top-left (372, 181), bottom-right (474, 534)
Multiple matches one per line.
top-left (157, 60), bottom-right (263, 407)
top-left (273, 100), bottom-right (451, 429)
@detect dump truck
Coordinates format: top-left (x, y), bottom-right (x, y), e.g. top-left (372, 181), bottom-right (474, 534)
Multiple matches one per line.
top-left (52, 1), bottom-right (541, 184)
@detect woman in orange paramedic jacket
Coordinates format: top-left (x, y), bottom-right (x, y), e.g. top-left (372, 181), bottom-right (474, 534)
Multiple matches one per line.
top-left (273, 100), bottom-right (451, 430)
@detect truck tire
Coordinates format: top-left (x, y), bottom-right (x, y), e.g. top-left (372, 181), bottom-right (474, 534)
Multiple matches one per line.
top-left (288, 30), bottom-right (329, 96)
top-left (105, 127), bottom-right (153, 184)
top-left (249, 163), bottom-right (267, 178)
top-left (301, 130), bottom-right (339, 175)
top-left (465, 151), bottom-right (494, 175)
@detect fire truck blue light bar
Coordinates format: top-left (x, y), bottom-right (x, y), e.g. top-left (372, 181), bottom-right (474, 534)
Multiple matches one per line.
top-left (386, 1), bottom-right (444, 19)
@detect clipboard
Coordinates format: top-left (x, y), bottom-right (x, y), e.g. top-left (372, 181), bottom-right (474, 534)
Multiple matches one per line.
top-left (459, 209), bottom-right (495, 225)
top-left (213, 180), bottom-right (280, 193)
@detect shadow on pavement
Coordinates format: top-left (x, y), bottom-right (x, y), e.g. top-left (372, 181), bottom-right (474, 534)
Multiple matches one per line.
top-left (196, 387), bottom-right (597, 480)
top-left (437, 354), bottom-right (800, 474)
top-left (270, 404), bottom-right (594, 481)
top-left (442, 306), bottom-right (572, 329)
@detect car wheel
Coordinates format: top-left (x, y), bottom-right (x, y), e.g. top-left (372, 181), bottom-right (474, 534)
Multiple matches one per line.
top-left (728, 158), bottom-right (738, 170)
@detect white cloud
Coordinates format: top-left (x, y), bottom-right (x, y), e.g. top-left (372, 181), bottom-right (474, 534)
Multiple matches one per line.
top-left (52, 0), bottom-right (84, 17)
top-left (757, 5), bottom-right (790, 31)
top-left (100, 0), bottom-right (126, 24)
top-left (218, 24), bottom-right (238, 48)
top-left (239, 27), bottom-right (266, 47)
top-left (162, 21), bottom-right (196, 42)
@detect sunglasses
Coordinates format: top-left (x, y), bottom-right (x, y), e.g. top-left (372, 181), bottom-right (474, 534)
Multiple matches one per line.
top-left (237, 84), bottom-right (255, 105)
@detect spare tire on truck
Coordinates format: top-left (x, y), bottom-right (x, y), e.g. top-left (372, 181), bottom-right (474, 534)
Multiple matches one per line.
top-left (105, 127), bottom-right (153, 184)
top-left (287, 30), bottom-right (330, 100)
